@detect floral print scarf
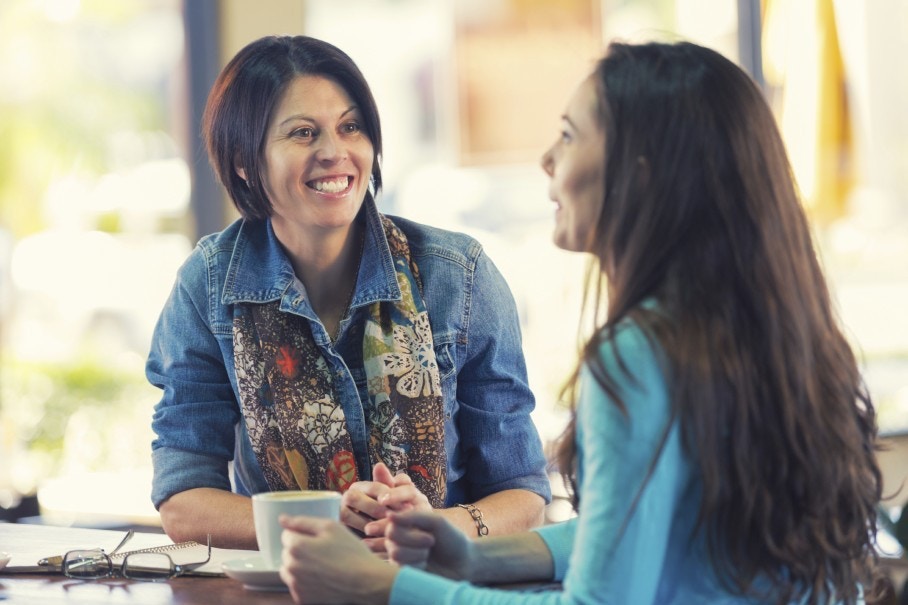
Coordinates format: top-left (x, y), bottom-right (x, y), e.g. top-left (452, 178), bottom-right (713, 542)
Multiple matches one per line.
top-left (233, 216), bottom-right (447, 508)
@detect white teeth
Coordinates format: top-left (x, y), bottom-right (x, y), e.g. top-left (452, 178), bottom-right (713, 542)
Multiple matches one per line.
top-left (311, 177), bottom-right (349, 193)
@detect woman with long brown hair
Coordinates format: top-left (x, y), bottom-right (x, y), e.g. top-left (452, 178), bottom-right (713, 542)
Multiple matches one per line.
top-left (276, 39), bottom-right (883, 605)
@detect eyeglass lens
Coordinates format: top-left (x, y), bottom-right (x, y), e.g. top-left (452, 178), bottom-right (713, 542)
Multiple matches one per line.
top-left (63, 550), bottom-right (177, 581)
top-left (121, 553), bottom-right (176, 582)
top-left (62, 550), bottom-right (112, 579)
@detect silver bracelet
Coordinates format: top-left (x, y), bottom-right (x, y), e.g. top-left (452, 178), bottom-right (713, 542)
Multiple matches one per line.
top-left (456, 503), bottom-right (489, 537)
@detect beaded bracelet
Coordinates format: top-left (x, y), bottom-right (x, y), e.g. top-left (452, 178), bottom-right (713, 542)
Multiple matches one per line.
top-left (456, 503), bottom-right (489, 537)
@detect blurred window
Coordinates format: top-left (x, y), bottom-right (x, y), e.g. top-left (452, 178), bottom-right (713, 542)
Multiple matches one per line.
top-left (0, 0), bottom-right (189, 526)
top-left (762, 0), bottom-right (908, 434)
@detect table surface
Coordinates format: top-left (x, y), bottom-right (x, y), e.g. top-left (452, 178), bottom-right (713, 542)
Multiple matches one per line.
top-left (0, 522), bottom-right (294, 604)
top-left (0, 574), bottom-right (296, 604)
top-left (0, 522), bottom-right (560, 604)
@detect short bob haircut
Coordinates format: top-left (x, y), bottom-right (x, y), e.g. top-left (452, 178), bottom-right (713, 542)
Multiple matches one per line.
top-left (202, 35), bottom-right (383, 221)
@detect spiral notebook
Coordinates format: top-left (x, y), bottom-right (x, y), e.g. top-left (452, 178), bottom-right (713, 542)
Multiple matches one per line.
top-left (108, 537), bottom-right (220, 575)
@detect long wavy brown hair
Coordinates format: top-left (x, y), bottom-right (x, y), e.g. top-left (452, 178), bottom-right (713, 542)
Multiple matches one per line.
top-left (555, 41), bottom-right (882, 604)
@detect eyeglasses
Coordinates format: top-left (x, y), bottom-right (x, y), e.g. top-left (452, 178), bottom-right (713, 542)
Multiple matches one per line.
top-left (62, 534), bottom-right (211, 582)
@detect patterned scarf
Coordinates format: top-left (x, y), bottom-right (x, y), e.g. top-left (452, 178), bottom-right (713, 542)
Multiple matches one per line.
top-left (233, 216), bottom-right (447, 508)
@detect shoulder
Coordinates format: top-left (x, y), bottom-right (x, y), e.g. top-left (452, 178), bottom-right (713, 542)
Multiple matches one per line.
top-left (179, 218), bottom-right (248, 274)
top-left (597, 316), bottom-right (665, 375)
top-left (170, 218), bottom-right (250, 302)
top-left (580, 315), bottom-right (672, 437)
top-left (193, 217), bottom-right (247, 256)
top-left (385, 214), bottom-right (484, 269)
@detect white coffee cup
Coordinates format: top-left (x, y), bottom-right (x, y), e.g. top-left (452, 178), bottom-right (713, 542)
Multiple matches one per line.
top-left (252, 490), bottom-right (342, 569)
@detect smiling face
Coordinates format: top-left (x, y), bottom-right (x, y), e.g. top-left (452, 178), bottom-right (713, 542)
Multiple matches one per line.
top-left (254, 75), bottom-right (375, 243)
top-left (540, 76), bottom-right (606, 253)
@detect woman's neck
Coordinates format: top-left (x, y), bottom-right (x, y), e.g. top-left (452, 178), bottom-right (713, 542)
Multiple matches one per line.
top-left (280, 222), bottom-right (365, 338)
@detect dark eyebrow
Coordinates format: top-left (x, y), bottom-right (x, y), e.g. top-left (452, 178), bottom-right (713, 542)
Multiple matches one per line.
top-left (278, 105), bottom-right (359, 128)
top-left (561, 114), bottom-right (577, 130)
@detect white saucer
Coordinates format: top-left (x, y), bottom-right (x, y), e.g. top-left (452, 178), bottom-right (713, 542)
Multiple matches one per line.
top-left (222, 556), bottom-right (287, 592)
top-left (0, 552), bottom-right (10, 571)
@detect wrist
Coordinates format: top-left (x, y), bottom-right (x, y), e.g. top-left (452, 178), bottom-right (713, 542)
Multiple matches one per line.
top-left (464, 538), bottom-right (492, 584)
top-left (359, 563), bottom-right (398, 605)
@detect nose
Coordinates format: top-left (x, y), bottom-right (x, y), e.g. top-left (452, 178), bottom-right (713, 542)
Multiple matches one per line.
top-left (540, 146), bottom-right (554, 177)
top-left (315, 130), bottom-right (345, 163)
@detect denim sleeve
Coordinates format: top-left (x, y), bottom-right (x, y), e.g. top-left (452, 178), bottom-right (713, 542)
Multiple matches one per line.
top-left (151, 448), bottom-right (231, 508)
top-left (146, 248), bottom-right (240, 509)
top-left (456, 250), bottom-right (551, 503)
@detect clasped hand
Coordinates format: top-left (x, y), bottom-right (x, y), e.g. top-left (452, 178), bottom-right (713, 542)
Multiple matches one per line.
top-left (340, 462), bottom-right (433, 553)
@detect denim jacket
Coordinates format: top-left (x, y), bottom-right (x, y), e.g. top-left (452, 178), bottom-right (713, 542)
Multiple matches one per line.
top-left (148, 199), bottom-right (551, 509)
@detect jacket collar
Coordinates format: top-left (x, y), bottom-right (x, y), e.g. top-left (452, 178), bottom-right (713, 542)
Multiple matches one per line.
top-left (221, 198), bottom-right (402, 307)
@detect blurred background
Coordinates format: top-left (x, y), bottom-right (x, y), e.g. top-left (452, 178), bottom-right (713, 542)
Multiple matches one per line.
top-left (0, 0), bottom-right (906, 542)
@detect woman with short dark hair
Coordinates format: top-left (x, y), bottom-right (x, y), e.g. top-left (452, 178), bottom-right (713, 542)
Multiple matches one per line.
top-left (147, 35), bottom-right (550, 550)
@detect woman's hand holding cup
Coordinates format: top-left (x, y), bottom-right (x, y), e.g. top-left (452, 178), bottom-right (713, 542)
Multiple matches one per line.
top-left (279, 514), bottom-right (397, 605)
top-left (252, 490), bottom-right (341, 570)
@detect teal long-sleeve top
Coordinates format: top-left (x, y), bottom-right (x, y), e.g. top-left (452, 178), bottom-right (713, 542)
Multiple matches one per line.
top-left (389, 318), bottom-right (861, 604)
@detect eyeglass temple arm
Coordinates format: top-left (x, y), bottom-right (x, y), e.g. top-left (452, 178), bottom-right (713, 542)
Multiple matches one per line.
top-left (173, 534), bottom-right (212, 575)
top-left (108, 530), bottom-right (135, 557)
